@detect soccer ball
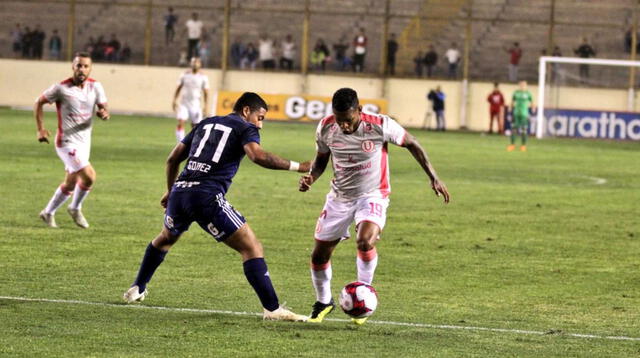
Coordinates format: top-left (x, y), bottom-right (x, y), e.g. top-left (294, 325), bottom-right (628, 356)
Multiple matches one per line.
top-left (339, 281), bottom-right (378, 318)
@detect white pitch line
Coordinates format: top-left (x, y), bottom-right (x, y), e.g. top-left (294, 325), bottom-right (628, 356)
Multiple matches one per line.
top-left (1, 295), bottom-right (639, 342)
top-left (579, 175), bottom-right (608, 185)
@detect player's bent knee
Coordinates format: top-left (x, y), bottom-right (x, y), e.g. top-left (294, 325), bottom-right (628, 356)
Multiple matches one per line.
top-left (153, 227), bottom-right (180, 250)
top-left (225, 224), bottom-right (264, 260)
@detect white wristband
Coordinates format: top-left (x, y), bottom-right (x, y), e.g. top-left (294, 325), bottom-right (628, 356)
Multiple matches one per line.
top-left (288, 161), bottom-right (300, 172)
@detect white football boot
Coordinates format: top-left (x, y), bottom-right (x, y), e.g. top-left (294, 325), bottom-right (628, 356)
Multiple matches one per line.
top-left (39, 210), bottom-right (58, 228)
top-left (67, 208), bottom-right (89, 228)
top-left (123, 285), bottom-right (148, 304)
top-left (263, 306), bottom-right (308, 322)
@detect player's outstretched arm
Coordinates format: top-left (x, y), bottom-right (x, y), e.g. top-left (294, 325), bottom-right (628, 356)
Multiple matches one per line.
top-left (403, 133), bottom-right (450, 203)
top-left (172, 84), bottom-right (183, 112)
top-left (160, 142), bottom-right (190, 208)
top-left (34, 96), bottom-right (51, 143)
top-left (299, 151), bottom-right (330, 192)
top-left (243, 142), bottom-right (311, 172)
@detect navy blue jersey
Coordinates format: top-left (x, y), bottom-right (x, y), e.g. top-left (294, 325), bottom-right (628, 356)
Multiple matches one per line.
top-left (174, 114), bottom-right (260, 194)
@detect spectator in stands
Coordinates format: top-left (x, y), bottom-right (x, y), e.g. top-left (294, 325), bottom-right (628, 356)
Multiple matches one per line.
top-left (178, 47), bottom-right (188, 66)
top-left (506, 42), bottom-right (522, 82)
top-left (280, 34), bottom-right (296, 71)
top-left (93, 36), bottom-right (107, 62)
top-left (427, 86), bottom-right (446, 131)
top-left (120, 42), bottom-right (132, 63)
top-left (574, 37), bottom-right (596, 83)
top-left (386, 33), bottom-right (398, 75)
top-left (444, 43), bottom-right (460, 79)
top-left (241, 42), bottom-right (258, 70)
top-left (352, 27), bottom-right (367, 72)
top-left (106, 34), bottom-right (121, 62)
top-left (413, 51), bottom-right (424, 77)
top-left (551, 45), bottom-right (562, 83)
top-left (185, 13), bottom-right (203, 60)
top-left (230, 38), bottom-right (245, 68)
top-left (21, 26), bottom-right (33, 58)
top-left (332, 35), bottom-right (350, 71)
top-left (32, 25), bottom-right (46, 59)
top-left (310, 38), bottom-right (330, 72)
top-left (424, 45), bottom-right (438, 78)
top-left (199, 39), bottom-right (211, 68)
top-left (165, 7), bottom-right (178, 46)
top-left (258, 34), bottom-right (276, 69)
top-left (625, 27), bottom-right (632, 53)
top-left (487, 82), bottom-right (505, 134)
top-left (11, 23), bottom-right (23, 58)
top-left (49, 29), bottom-right (62, 60)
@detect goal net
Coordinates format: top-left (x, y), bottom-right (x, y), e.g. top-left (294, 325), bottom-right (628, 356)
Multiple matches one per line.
top-left (536, 56), bottom-right (640, 141)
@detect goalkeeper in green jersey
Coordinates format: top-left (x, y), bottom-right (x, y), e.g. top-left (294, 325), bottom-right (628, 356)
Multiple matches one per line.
top-left (508, 80), bottom-right (533, 152)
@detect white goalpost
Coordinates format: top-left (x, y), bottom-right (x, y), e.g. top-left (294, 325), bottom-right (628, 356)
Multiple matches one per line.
top-left (536, 56), bottom-right (640, 139)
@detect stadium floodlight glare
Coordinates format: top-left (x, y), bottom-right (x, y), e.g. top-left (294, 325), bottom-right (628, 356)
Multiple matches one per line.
top-left (536, 56), bottom-right (640, 139)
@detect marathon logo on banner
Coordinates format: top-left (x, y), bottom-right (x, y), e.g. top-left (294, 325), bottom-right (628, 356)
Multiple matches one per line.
top-left (545, 109), bottom-right (640, 140)
top-left (215, 91), bottom-right (388, 121)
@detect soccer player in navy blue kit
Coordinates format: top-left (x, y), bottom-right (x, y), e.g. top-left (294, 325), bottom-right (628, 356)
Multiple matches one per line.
top-left (124, 92), bottom-right (310, 321)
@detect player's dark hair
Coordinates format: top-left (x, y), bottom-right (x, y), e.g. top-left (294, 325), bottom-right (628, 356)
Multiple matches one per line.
top-left (74, 52), bottom-right (91, 59)
top-left (233, 92), bottom-right (268, 113)
top-left (332, 88), bottom-right (359, 112)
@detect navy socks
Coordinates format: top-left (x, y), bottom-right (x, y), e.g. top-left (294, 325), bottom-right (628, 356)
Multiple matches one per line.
top-left (243, 258), bottom-right (279, 311)
top-left (133, 242), bottom-right (168, 292)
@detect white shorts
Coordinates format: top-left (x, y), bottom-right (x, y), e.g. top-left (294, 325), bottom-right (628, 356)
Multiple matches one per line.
top-left (56, 146), bottom-right (90, 173)
top-left (177, 104), bottom-right (203, 124)
top-left (314, 194), bottom-right (389, 241)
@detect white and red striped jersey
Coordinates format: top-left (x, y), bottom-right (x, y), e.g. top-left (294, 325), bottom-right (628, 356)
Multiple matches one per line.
top-left (39, 78), bottom-right (107, 148)
top-left (177, 71), bottom-right (209, 108)
top-left (316, 112), bottom-right (407, 201)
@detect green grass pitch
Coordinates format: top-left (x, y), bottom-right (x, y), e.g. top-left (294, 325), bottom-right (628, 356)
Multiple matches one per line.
top-left (1, 108), bottom-right (639, 357)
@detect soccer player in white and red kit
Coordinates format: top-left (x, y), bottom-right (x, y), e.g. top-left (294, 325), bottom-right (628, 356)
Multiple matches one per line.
top-left (34, 52), bottom-right (109, 228)
top-left (299, 88), bottom-right (450, 324)
top-left (172, 56), bottom-right (210, 142)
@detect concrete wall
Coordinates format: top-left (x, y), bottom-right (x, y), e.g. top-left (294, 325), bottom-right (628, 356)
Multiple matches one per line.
top-left (1, 59), bottom-right (635, 131)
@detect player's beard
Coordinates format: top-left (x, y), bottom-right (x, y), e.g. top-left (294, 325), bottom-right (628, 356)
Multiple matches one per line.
top-left (74, 73), bottom-right (87, 85)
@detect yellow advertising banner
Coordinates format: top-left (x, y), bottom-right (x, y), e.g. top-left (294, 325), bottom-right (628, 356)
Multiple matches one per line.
top-left (215, 91), bottom-right (388, 121)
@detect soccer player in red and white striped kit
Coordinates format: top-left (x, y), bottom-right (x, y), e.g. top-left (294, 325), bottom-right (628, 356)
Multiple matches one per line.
top-left (34, 52), bottom-right (109, 229)
top-left (299, 88), bottom-right (450, 324)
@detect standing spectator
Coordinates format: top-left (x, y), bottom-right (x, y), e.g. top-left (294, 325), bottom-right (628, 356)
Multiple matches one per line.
top-left (413, 51), bottom-right (424, 77)
top-left (386, 33), bottom-right (398, 75)
top-left (32, 25), bottom-right (46, 59)
top-left (487, 82), bottom-right (505, 134)
top-left (106, 34), bottom-right (121, 62)
top-left (258, 34), bottom-right (276, 69)
top-left (332, 35), bottom-right (350, 71)
top-left (424, 45), bottom-right (438, 78)
top-left (185, 13), bottom-right (203, 60)
top-left (21, 26), bottom-right (32, 58)
top-left (11, 23), bottom-right (23, 58)
top-left (178, 47), bottom-right (188, 66)
top-left (280, 34), bottom-right (296, 71)
top-left (574, 37), bottom-right (596, 83)
top-left (120, 42), bottom-right (131, 63)
top-left (551, 45), bottom-right (562, 82)
top-left (310, 39), bottom-right (330, 72)
top-left (352, 28), bottom-right (367, 72)
top-left (164, 7), bottom-right (178, 45)
top-left (241, 42), bottom-right (258, 70)
top-left (506, 42), bottom-right (522, 82)
top-left (49, 29), bottom-right (62, 60)
top-left (427, 86), bottom-right (446, 131)
top-left (444, 43), bottom-right (460, 79)
top-left (230, 38), bottom-right (245, 68)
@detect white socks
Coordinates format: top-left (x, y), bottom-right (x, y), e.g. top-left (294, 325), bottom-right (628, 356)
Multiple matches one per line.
top-left (68, 183), bottom-right (91, 210)
top-left (44, 185), bottom-right (72, 214)
top-left (356, 247), bottom-right (378, 285)
top-left (176, 128), bottom-right (185, 142)
top-left (311, 262), bottom-right (332, 304)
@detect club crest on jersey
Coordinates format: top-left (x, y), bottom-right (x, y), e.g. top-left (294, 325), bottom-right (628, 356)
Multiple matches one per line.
top-left (364, 123), bottom-right (373, 132)
top-left (361, 140), bottom-right (375, 152)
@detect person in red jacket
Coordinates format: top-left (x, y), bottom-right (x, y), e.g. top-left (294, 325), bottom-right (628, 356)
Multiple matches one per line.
top-left (487, 82), bottom-right (505, 134)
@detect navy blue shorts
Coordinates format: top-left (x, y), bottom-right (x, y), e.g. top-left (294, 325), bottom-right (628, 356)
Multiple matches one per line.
top-left (164, 190), bottom-right (246, 242)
